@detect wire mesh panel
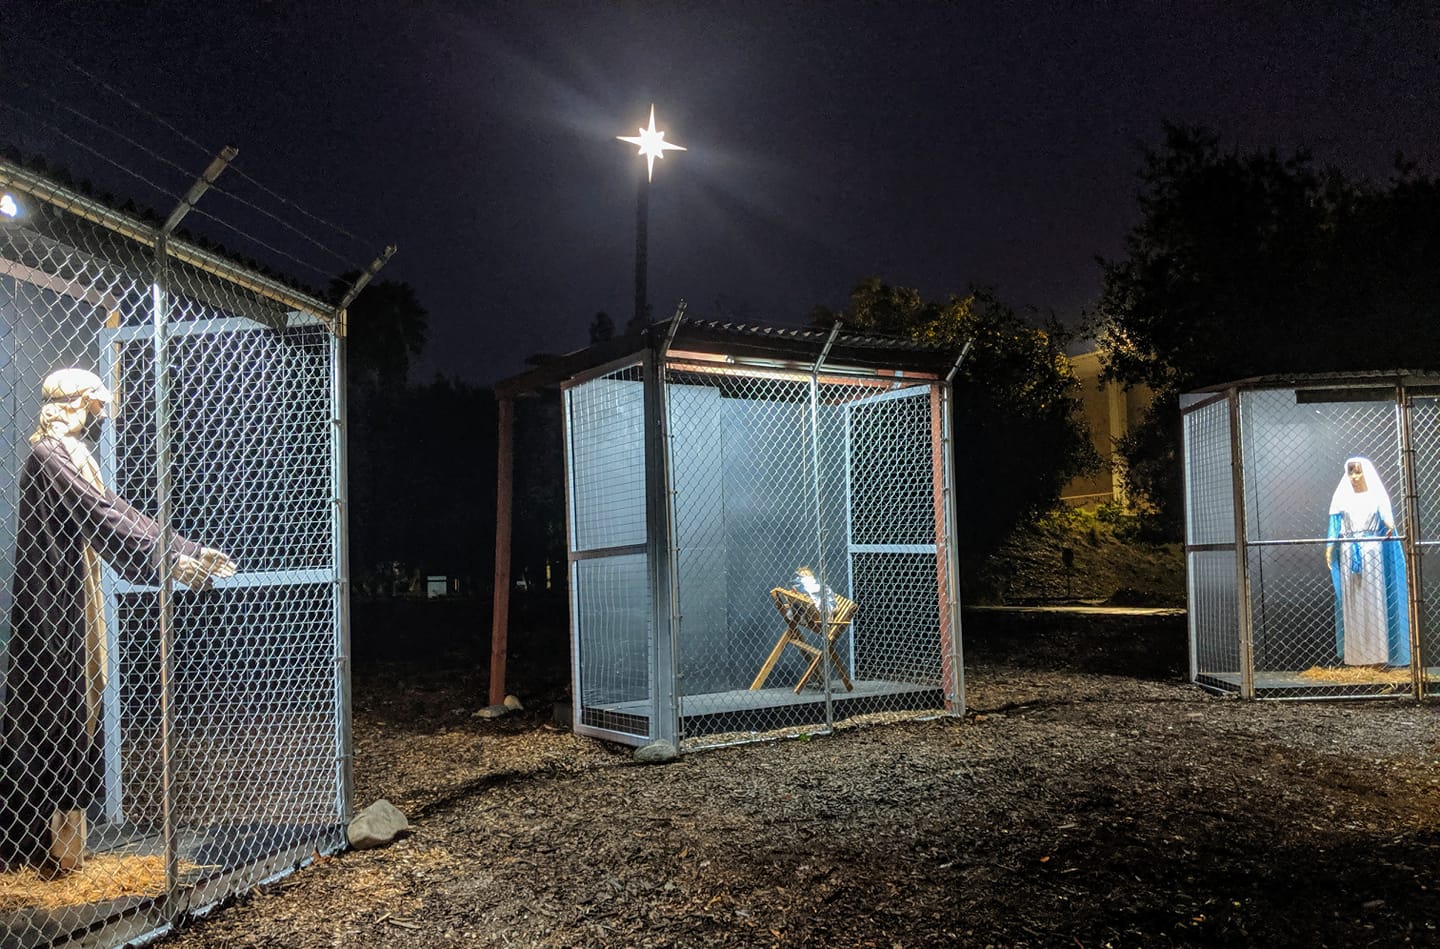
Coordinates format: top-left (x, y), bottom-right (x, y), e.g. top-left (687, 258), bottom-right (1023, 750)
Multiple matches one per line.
top-left (1238, 387), bottom-right (1407, 698)
top-left (662, 360), bottom-right (952, 751)
top-left (1408, 395), bottom-right (1440, 696)
top-left (841, 383), bottom-right (949, 703)
top-left (0, 167), bottom-right (345, 947)
top-left (1182, 395), bottom-right (1238, 692)
top-left (1184, 378), bottom-right (1436, 702)
top-left (564, 366), bottom-right (654, 742)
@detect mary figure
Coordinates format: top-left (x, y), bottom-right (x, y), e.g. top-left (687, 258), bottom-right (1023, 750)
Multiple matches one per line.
top-left (1325, 456), bottom-right (1410, 667)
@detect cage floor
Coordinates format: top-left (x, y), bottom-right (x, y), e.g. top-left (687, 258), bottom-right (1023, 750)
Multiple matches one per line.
top-left (587, 678), bottom-right (945, 741)
top-left (1197, 669), bottom-right (1440, 696)
top-left (2, 820), bottom-right (340, 948)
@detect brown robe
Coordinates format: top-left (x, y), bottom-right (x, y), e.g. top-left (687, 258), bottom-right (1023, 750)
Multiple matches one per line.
top-left (1, 436), bottom-right (202, 867)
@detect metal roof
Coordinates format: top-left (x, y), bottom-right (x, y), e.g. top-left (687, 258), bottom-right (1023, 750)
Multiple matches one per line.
top-left (495, 314), bottom-right (964, 397)
top-left (1185, 369), bottom-right (1440, 394)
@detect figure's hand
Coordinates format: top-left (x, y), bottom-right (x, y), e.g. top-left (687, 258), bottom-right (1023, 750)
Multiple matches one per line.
top-left (198, 547), bottom-right (238, 579)
top-left (173, 547), bottom-right (238, 591)
top-left (1325, 547), bottom-right (1333, 569)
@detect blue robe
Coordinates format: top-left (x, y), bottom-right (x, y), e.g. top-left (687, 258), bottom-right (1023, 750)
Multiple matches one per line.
top-left (1328, 511), bottom-right (1410, 666)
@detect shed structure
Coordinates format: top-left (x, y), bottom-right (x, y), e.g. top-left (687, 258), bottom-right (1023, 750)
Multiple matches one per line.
top-left (493, 317), bottom-right (967, 750)
top-left (1182, 372), bottom-right (1440, 699)
top-left (0, 158), bottom-right (362, 947)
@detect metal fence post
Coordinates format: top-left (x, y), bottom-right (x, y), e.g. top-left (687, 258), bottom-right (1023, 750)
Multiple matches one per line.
top-left (809, 323), bottom-right (842, 729)
top-left (644, 314), bottom-right (684, 749)
top-left (939, 345), bottom-right (970, 715)
top-left (1228, 388), bottom-right (1256, 698)
top-left (1397, 385), bottom-right (1425, 698)
top-left (149, 233), bottom-right (178, 892)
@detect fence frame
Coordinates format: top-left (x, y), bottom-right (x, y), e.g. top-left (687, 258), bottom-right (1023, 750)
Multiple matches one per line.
top-left (1182, 370), bottom-right (1440, 701)
top-left (496, 316), bottom-right (966, 750)
top-left (0, 153), bottom-right (383, 947)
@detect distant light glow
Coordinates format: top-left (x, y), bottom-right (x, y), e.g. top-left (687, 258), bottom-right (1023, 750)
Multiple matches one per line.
top-left (617, 104), bottom-right (686, 182)
top-left (0, 194), bottom-right (16, 218)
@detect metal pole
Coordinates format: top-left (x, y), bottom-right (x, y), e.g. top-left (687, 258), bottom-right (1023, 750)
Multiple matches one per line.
top-left (658, 318), bottom-right (684, 744)
top-left (810, 323), bottom-right (843, 727)
top-left (151, 146), bottom-right (239, 890)
top-left (937, 376), bottom-right (965, 715)
top-left (490, 396), bottom-right (515, 707)
top-left (334, 245), bottom-right (397, 316)
top-left (332, 323), bottom-right (354, 820)
top-left (150, 240), bottom-right (178, 890)
top-left (161, 146), bottom-right (237, 235)
top-left (634, 172), bottom-right (649, 327)
top-left (1397, 387), bottom-right (1425, 698)
top-left (945, 341), bottom-right (973, 385)
top-left (327, 251), bottom-right (397, 817)
top-left (934, 340), bottom-right (970, 714)
top-left (642, 335), bottom-right (679, 748)
top-left (1228, 389), bottom-right (1255, 698)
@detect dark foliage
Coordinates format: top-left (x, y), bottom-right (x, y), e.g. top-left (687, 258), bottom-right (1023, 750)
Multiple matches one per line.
top-left (334, 276), bottom-right (429, 391)
top-left (813, 278), bottom-right (1097, 561)
top-left (341, 277), bottom-right (564, 599)
top-left (1093, 125), bottom-right (1440, 530)
top-left (346, 377), bottom-right (498, 588)
top-left (588, 311), bottom-right (615, 343)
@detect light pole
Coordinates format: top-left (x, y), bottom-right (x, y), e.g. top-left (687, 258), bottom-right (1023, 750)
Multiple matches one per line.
top-left (618, 104), bottom-right (685, 329)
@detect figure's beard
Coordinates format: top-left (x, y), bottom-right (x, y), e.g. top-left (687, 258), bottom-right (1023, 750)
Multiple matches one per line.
top-left (81, 415), bottom-right (106, 442)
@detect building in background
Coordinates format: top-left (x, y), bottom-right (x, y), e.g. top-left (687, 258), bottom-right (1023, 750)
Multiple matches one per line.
top-left (1060, 347), bottom-right (1153, 508)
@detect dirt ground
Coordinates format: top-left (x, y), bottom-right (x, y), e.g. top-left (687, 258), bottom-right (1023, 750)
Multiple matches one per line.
top-left (153, 609), bottom-right (1440, 949)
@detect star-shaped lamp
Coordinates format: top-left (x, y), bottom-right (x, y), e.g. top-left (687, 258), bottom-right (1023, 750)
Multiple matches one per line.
top-left (618, 105), bottom-right (686, 182)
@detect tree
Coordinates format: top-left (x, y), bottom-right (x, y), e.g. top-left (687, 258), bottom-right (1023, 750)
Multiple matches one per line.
top-left (333, 277), bottom-right (432, 580)
top-left (333, 277), bottom-right (429, 390)
top-left (813, 279), bottom-right (1096, 560)
top-left (1093, 124), bottom-right (1440, 531)
top-left (588, 311), bottom-right (615, 343)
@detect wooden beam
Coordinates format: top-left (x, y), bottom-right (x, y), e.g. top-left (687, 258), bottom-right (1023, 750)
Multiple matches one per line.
top-left (489, 396), bottom-right (515, 706)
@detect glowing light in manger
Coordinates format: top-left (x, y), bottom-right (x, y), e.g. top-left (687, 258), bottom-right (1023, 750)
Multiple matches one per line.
top-left (617, 104), bottom-right (686, 182)
top-left (0, 194), bottom-right (17, 218)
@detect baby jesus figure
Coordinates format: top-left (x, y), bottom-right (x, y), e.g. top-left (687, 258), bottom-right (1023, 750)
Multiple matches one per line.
top-left (791, 565), bottom-right (838, 613)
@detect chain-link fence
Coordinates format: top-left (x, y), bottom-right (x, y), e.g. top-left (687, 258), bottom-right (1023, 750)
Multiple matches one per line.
top-left (0, 158), bottom-right (349, 947)
top-left (563, 342), bottom-right (963, 751)
top-left (1182, 376), bottom-right (1437, 699)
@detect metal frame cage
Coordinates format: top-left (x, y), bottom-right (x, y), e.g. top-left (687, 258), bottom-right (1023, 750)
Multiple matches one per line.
top-left (1182, 372), bottom-right (1440, 700)
top-left (0, 159), bottom-right (350, 947)
top-left (556, 322), bottom-right (965, 752)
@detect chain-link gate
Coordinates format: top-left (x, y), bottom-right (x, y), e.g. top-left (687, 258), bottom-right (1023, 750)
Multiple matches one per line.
top-left (562, 329), bottom-right (963, 751)
top-left (0, 158), bottom-right (351, 947)
top-left (1182, 375), bottom-right (1437, 699)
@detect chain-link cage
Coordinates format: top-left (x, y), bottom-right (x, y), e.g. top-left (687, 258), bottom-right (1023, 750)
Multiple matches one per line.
top-left (1183, 377), bottom-right (1434, 700)
top-left (0, 162), bottom-right (346, 947)
top-left (1182, 393), bottom-right (1239, 692)
top-left (562, 349), bottom-right (961, 751)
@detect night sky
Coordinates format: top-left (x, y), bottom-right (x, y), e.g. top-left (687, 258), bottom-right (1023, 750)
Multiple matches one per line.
top-left (3, 2), bottom-right (1438, 384)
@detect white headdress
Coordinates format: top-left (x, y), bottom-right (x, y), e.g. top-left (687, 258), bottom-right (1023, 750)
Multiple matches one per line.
top-left (30, 368), bottom-right (110, 490)
top-left (1329, 456), bottom-right (1395, 531)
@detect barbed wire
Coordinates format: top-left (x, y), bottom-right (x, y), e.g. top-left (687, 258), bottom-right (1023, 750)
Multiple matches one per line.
top-left (0, 21), bottom-right (388, 280)
top-left (189, 206), bottom-right (338, 283)
top-left (5, 74), bottom-right (369, 273)
top-left (0, 100), bottom-right (178, 208)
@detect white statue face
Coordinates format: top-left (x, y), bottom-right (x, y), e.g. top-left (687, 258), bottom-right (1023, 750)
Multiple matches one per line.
top-left (1347, 463), bottom-right (1368, 493)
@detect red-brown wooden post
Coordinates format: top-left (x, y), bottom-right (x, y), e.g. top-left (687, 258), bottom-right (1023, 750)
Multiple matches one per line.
top-left (489, 395), bottom-right (515, 706)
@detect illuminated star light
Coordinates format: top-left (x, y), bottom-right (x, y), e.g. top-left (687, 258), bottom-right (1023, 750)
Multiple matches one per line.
top-left (617, 104), bottom-right (686, 182)
top-left (0, 194), bottom-right (16, 218)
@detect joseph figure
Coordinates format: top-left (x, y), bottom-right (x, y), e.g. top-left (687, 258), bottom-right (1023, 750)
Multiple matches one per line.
top-left (0, 368), bottom-right (236, 873)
